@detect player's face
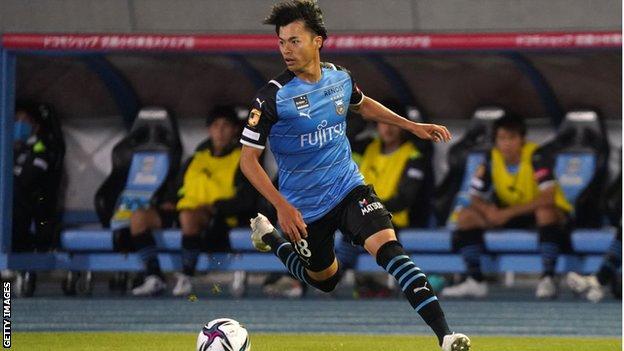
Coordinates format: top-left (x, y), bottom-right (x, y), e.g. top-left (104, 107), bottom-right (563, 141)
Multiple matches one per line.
top-left (13, 110), bottom-right (37, 145)
top-left (495, 128), bottom-right (524, 163)
top-left (208, 118), bottom-right (239, 150)
top-left (278, 20), bottom-right (322, 73)
top-left (377, 122), bottom-right (402, 145)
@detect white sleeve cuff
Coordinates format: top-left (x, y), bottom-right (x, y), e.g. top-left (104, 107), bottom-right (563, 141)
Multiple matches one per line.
top-left (240, 139), bottom-right (264, 150)
top-left (240, 139), bottom-right (265, 150)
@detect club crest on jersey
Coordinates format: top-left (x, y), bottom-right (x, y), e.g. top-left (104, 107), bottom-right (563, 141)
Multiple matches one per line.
top-left (247, 108), bottom-right (261, 127)
top-left (358, 198), bottom-right (383, 215)
top-left (334, 99), bottom-right (346, 115)
top-left (293, 95), bottom-right (310, 110)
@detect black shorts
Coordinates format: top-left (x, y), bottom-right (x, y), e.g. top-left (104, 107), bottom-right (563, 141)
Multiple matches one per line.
top-left (499, 212), bottom-right (573, 253)
top-left (291, 185), bottom-right (393, 272)
top-left (502, 214), bottom-right (536, 229)
top-left (156, 208), bottom-right (177, 229)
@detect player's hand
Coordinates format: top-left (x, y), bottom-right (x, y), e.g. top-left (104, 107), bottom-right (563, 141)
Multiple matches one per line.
top-left (275, 200), bottom-right (308, 242)
top-left (410, 123), bottom-right (452, 143)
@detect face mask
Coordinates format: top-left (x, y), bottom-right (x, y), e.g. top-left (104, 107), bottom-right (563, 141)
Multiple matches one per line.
top-left (13, 121), bottom-right (33, 142)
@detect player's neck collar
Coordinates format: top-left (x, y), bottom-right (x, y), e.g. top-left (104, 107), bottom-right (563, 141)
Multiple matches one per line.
top-left (292, 63), bottom-right (323, 84)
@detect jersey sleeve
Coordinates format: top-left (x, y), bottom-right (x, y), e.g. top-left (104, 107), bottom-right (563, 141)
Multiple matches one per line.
top-left (532, 152), bottom-right (557, 190)
top-left (334, 64), bottom-right (365, 106)
top-left (239, 87), bottom-right (278, 150)
top-left (469, 156), bottom-right (492, 199)
top-left (349, 76), bottom-right (364, 106)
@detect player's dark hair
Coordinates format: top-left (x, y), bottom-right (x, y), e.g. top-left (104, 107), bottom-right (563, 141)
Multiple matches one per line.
top-left (264, 0), bottom-right (328, 45)
top-left (206, 105), bottom-right (239, 126)
top-left (493, 113), bottom-right (526, 138)
top-left (14, 100), bottom-right (42, 124)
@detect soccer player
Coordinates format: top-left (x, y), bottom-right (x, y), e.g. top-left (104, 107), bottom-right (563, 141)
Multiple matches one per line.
top-left (441, 114), bottom-right (572, 299)
top-left (239, 1), bottom-right (470, 350)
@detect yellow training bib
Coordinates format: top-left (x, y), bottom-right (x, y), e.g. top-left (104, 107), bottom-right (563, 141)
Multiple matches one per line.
top-left (360, 138), bottom-right (420, 228)
top-left (177, 147), bottom-right (241, 213)
top-left (491, 142), bottom-right (571, 212)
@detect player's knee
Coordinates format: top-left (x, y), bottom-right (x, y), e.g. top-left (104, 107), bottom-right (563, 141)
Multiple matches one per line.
top-left (130, 210), bottom-right (150, 234)
top-left (179, 210), bottom-right (203, 236)
top-left (311, 270), bottom-right (342, 293)
top-left (535, 206), bottom-right (559, 226)
top-left (456, 207), bottom-right (486, 230)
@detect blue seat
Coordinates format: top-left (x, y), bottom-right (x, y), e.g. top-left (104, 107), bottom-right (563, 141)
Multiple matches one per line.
top-left (50, 226), bottom-right (614, 274)
top-left (535, 109), bottom-right (610, 227)
top-left (433, 106), bottom-right (505, 227)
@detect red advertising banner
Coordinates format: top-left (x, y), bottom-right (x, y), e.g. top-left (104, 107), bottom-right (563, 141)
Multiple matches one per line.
top-left (2, 32), bottom-right (620, 52)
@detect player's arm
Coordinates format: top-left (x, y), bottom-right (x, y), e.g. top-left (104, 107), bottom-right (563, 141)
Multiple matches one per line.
top-left (485, 184), bottom-right (556, 227)
top-left (240, 88), bottom-right (308, 241)
top-left (496, 194), bottom-right (546, 220)
top-left (467, 158), bottom-right (538, 225)
top-left (476, 153), bottom-right (556, 225)
top-left (500, 152), bottom-right (558, 219)
top-left (528, 153), bottom-right (558, 209)
top-left (351, 96), bottom-right (451, 143)
top-left (468, 161), bottom-right (498, 218)
top-left (15, 149), bottom-right (50, 186)
top-left (498, 187), bottom-right (555, 220)
top-left (239, 145), bottom-right (307, 242)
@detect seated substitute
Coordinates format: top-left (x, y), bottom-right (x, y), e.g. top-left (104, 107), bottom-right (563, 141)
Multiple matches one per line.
top-left (12, 102), bottom-right (64, 296)
top-left (132, 106), bottom-right (255, 296)
top-left (441, 114), bottom-right (572, 299)
top-left (145, 105), bottom-right (255, 297)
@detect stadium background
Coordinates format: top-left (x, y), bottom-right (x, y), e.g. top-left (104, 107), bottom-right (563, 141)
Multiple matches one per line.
top-left (0, 0), bottom-right (621, 350)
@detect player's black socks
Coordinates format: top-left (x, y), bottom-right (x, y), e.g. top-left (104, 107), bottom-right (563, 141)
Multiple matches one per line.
top-left (539, 224), bottom-right (564, 277)
top-left (596, 234), bottom-right (622, 286)
top-left (181, 235), bottom-right (201, 276)
top-left (376, 240), bottom-right (450, 345)
top-left (132, 230), bottom-right (162, 277)
top-left (263, 229), bottom-right (341, 293)
top-left (454, 229), bottom-right (485, 281)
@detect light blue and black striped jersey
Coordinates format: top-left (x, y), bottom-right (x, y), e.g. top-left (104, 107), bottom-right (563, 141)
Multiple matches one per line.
top-left (240, 62), bottom-right (365, 223)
